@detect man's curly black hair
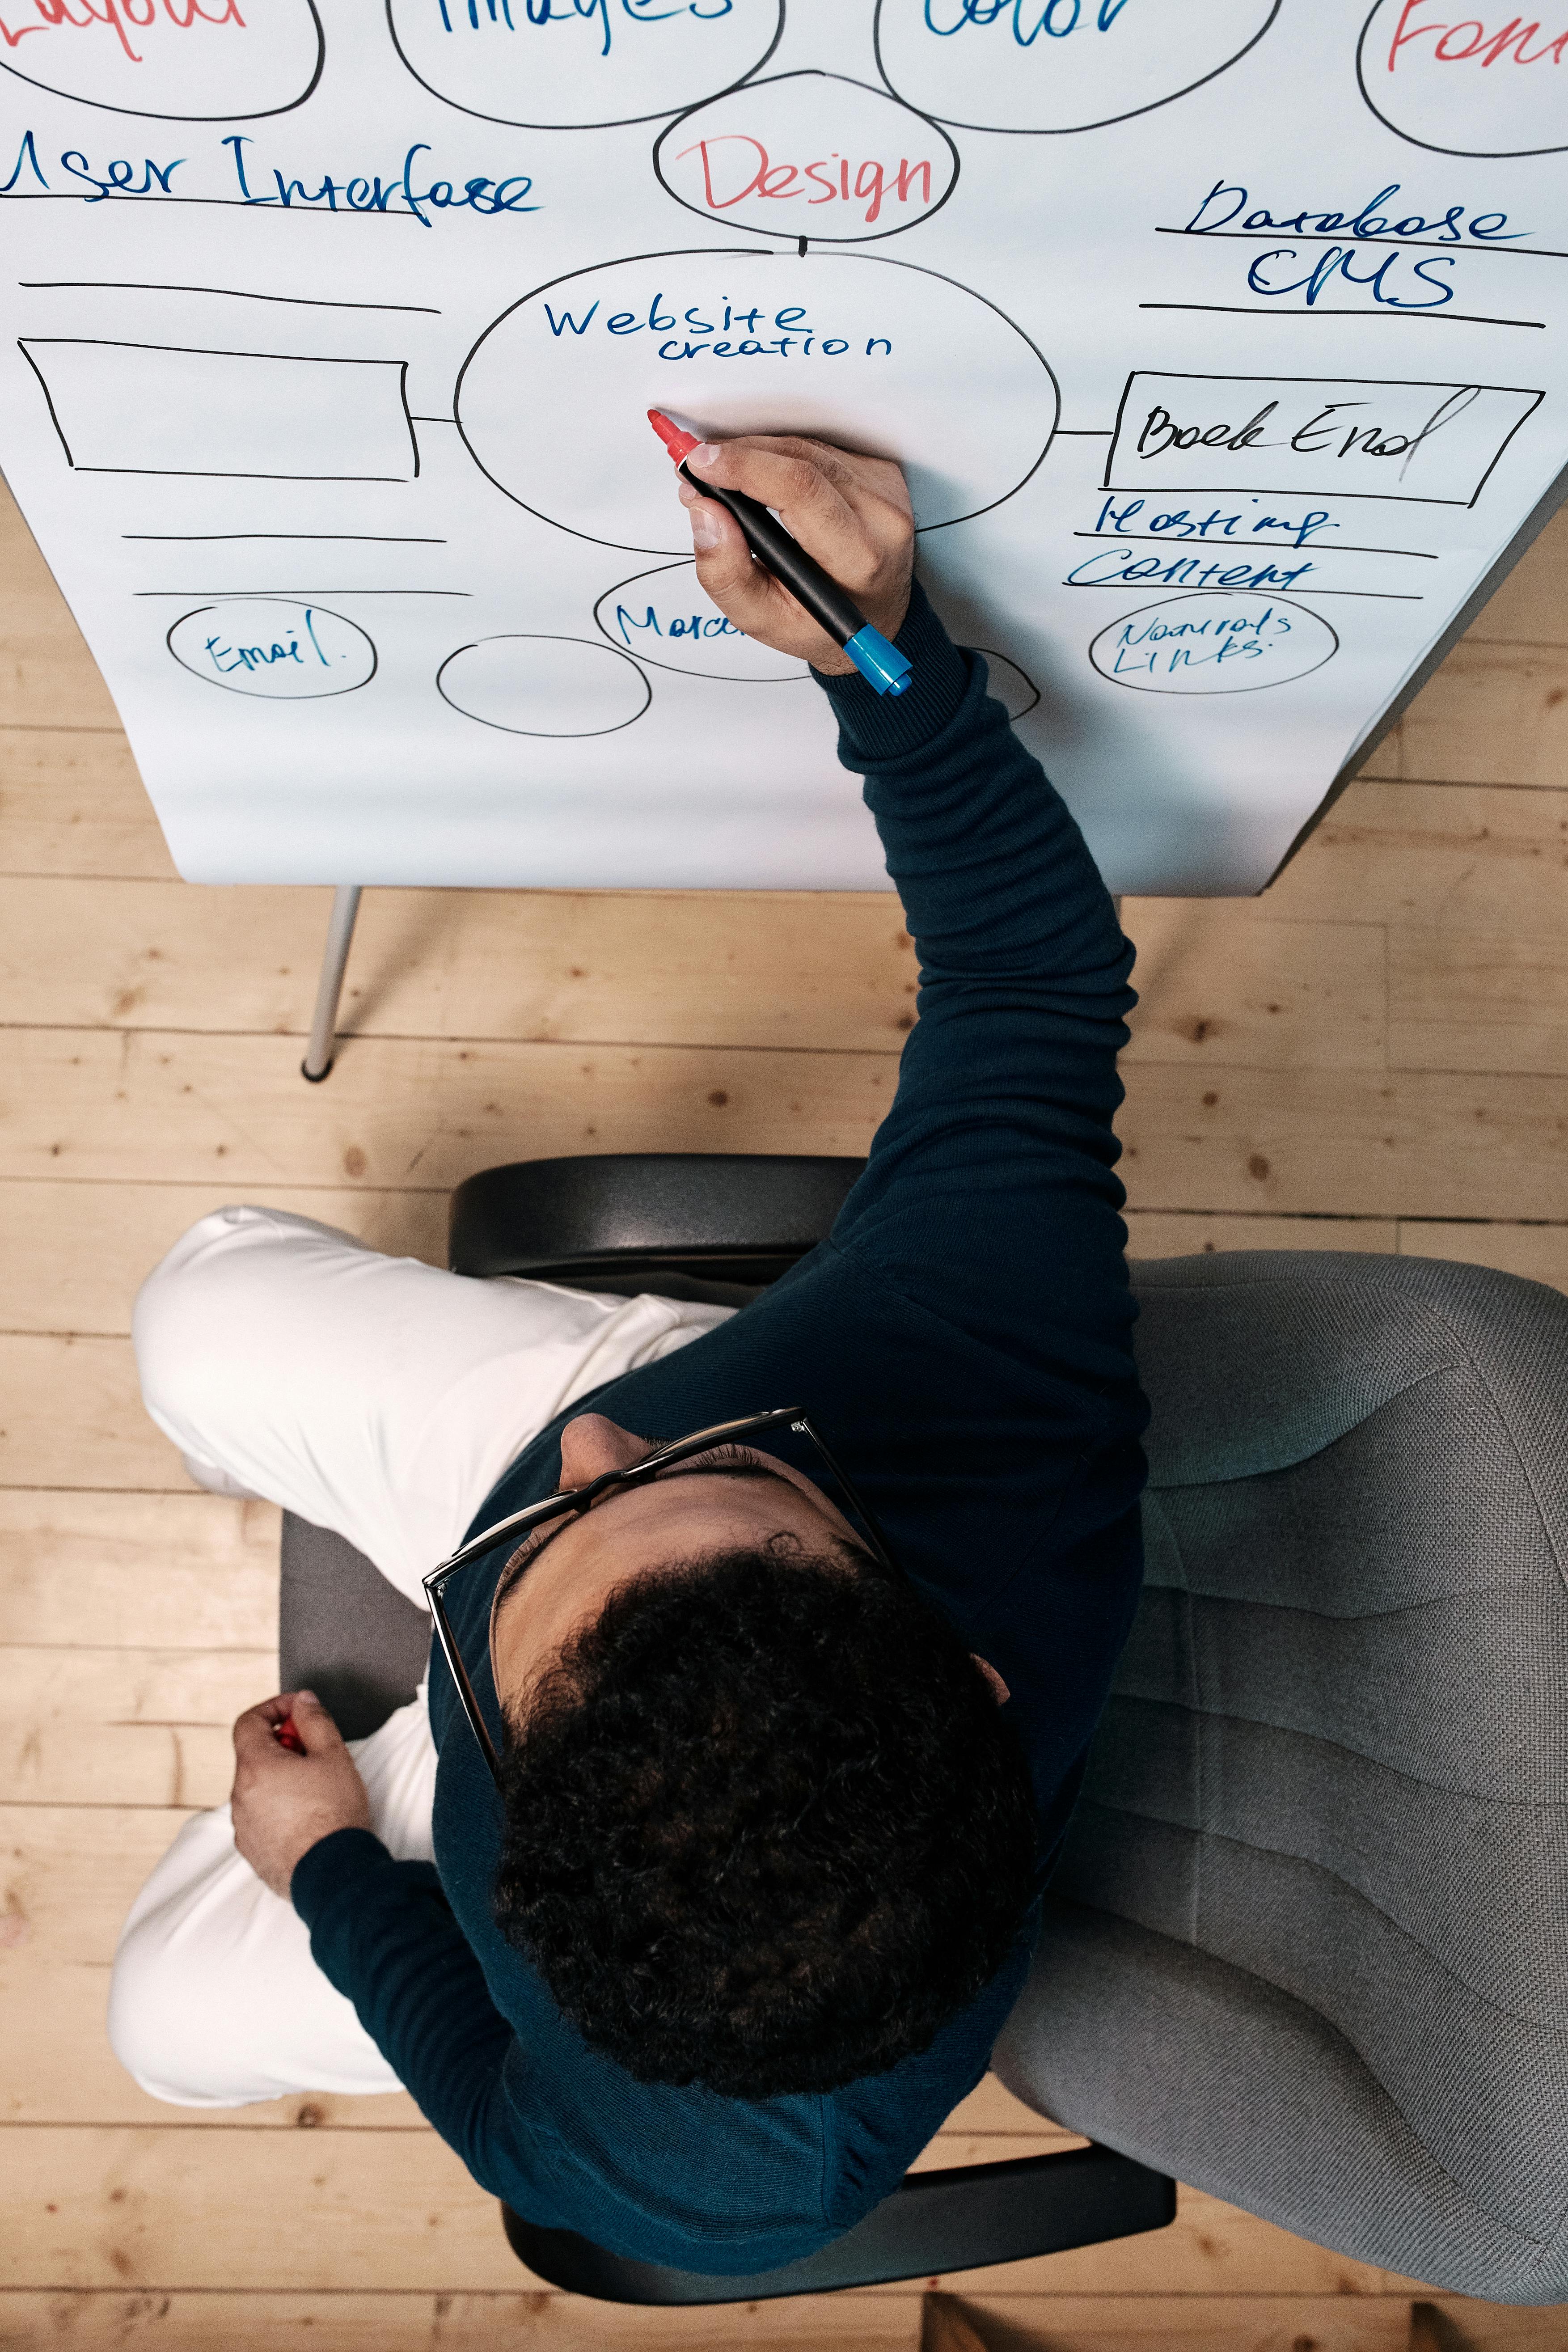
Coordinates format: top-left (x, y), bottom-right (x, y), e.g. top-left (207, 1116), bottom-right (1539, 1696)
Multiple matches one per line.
top-left (491, 1539), bottom-right (1039, 2100)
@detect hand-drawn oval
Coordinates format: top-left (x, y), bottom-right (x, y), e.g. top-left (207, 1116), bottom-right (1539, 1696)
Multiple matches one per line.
top-left (975, 648), bottom-right (1040, 719)
top-left (456, 247), bottom-right (1059, 554)
top-left (1090, 594), bottom-right (1337, 695)
top-left (1357, 0), bottom-right (1568, 157)
top-left (168, 600), bottom-right (375, 699)
top-left (595, 563), bottom-right (808, 681)
top-left (0, 0), bottom-right (322, 122)
top-left (874, 0), bottom-right (1280, 135)
top-left (654, 72), bottom-right (958, 245)
top-left (438, 635), bottom-right (652, 736)
top-left (387, 0), bottom-right (782, 131)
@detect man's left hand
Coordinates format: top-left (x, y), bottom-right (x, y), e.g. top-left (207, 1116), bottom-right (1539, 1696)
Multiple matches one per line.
top-left (231, 1689), bottom-right (371, 1899)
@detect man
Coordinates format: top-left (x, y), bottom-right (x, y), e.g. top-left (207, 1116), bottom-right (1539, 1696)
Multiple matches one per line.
top-left (110, 434), bottom-right (1148, 2271)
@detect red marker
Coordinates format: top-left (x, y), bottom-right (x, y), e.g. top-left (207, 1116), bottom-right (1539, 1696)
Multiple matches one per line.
top-left (274, 1714), bottom-right (307, 1755)
top-left (648, 410), bottom-right (911, 697)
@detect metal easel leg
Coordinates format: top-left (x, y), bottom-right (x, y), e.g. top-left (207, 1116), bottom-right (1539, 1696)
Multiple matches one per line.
top-left (301, 884), bottom-right (363, 1084)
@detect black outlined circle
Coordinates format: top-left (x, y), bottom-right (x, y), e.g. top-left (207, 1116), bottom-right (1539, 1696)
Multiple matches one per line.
top-left (167, 599), bottom-right (376, 699)
top-left (0, 0), bottom-right (323, 122)
top-left (653, 71), bottom-right (960, 246)
top-left (1090, 594), bottom-right (1338, 696)
top-left (1356, 0), bottom-right (1568, 158)
top-left (594, 562), bottom-right (808, 681)
top-left (974, 648), bottom-right (1041, 720)
top-left (437, 635), bottom-right (652, 736)
top-left (873, 0), bottom-right (1280, 136)
top-left (385, 0), bottom-right (782, 131)
top-left (454, 244), bottom-right (1060, 555)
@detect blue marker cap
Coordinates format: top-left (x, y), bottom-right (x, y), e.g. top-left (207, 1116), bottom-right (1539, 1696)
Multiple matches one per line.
top-left (843, 624), bottom-right (913, 698)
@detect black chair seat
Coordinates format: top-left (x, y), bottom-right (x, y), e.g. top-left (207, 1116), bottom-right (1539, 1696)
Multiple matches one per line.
top-left (448, 1152), bottom-right (866, 1291)
top-left (503, 2144), bottom-right (1175, 2303)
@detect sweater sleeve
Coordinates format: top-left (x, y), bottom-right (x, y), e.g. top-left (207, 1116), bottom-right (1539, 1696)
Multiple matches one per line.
top-left (817, 582), bottom-right (1138, 1382)
top-left (291, 1829), bottom-right (571, 2220)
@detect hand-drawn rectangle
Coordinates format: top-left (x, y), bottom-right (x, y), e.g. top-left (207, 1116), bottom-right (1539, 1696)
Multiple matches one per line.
top-left (17, 342), bottom-right (418, 483)
top-left (1105, 372), bottom-right (1542, 507)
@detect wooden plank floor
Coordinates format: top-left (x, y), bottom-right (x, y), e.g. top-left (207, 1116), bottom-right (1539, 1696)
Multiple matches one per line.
top-left (3, 475), bottom-right (1565, 2351)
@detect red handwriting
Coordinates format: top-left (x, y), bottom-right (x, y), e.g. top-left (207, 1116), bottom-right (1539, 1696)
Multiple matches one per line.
top-left (0, 0), bottom-right (245, 64)
top-left (675, 136), bottom-right (935, 228)
top-left (1386, 6), bottom-right (1568, 68)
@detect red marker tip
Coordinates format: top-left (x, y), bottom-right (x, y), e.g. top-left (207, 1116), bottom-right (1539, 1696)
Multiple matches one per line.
top-left (647, 409), bottom-right (699, 463)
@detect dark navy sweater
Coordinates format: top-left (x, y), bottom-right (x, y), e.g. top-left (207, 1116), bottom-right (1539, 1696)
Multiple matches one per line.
top-left (292, 584), bottom-right (1149, 2272)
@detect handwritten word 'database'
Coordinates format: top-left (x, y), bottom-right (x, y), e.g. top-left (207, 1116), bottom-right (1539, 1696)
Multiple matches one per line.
top-left (435, 0), bottom-right (738, 62)
top-left (0, 0), bottom-right (241, 63)
top-left (1383, 6), bottom-right (1568, 69)
top-left (677, 138), bottom-right (935, 228)
top-left (1185, 179), bottom-right (1524, 244)
top-left (539, 291), bottom-right (891, 363)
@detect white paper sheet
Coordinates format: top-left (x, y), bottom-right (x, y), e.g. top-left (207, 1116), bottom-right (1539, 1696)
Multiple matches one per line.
top-left (1, 0), bottom-right (1564, 893)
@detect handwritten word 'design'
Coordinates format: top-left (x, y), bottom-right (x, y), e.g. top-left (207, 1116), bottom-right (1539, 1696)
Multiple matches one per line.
top-left (677, 139), bottom-right (936, 228)
top-left (0, 0), bottom-right (242, 63)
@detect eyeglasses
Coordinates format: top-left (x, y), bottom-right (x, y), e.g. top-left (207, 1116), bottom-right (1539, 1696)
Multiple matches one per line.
top-left (423, 1406), bottom-right (898, 1787)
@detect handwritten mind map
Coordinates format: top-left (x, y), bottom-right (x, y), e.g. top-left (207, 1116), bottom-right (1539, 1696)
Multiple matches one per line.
top-left (0, 0), bottom-right (1566, 896)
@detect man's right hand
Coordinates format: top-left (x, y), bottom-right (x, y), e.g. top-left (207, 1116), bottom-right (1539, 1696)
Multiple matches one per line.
top-left (677, 435), bottom-right (914, 676)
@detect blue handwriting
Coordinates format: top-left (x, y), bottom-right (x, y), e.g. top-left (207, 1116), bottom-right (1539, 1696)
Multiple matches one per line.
top-left (539, 292), bottom-right (887, 359)
top-left (224, 136), bottom-right (536, 224)
top-left (437, 0), bottom-right (735, 60)
top-left (1093, 496), bottom-right (1336, 547)
top-left (613, 602), bottom-right (740, 644)
top-left (923, 0), bottom-right (1134, 39)
top-left (1185, 178), bottom-right (1525, 244)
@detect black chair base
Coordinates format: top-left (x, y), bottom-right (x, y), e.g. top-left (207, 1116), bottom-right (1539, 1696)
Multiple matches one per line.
top-left (502, 2144), bottom-right (1175, 2305)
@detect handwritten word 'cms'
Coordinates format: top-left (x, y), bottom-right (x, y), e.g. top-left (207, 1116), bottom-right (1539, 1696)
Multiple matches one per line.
top-left (677, 140), bottom-right (935, 227)
top-left (0, 1), bottom-right (243, 65)
top-left (436, 0), bottom-right (737, 62)
top-left (1384, 6), bottom-right (1568, 70)
top-left (921, 0), bottom-right (1134, 39)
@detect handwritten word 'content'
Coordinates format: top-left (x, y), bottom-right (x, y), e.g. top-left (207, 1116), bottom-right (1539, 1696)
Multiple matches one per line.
top-left (168, 602), bottom-right (376, 700)
top-left (389, 0), bottom-right (778, 131)
top-left (0, 0), bottom-right (321, 114)
top-left (877, 0), bottom-right (1279, 135)
top-left (1090, 594), bottom-right (1338, 694)
top-left (1361, 1), bottom-right (1568, 155)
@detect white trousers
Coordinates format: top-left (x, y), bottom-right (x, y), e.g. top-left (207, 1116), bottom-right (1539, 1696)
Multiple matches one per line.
top-left (108, 1206), bottom-right (733, 2107)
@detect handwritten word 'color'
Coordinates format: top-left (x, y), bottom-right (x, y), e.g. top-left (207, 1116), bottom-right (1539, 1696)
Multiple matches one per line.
top-left (676, 139), bottom-right (935, 227)
top-left (922, 0), bottom-right (1134, 41)
top-left (0, 0), bottom-right (241, 64)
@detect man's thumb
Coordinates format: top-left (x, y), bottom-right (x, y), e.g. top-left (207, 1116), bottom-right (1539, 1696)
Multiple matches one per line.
top-left (291, 1689), bottom-right (343, 1751)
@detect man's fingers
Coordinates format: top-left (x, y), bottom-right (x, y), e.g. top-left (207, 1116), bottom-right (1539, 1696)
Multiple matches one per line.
top-left (232, 1697), bottom-right (289, 1762)
top-left (686, 496), bottom-right (801, 643)
top-left (686, 440), bottom-right (873, 584)
top-left (288, 1688), bottom-right (347, 1756)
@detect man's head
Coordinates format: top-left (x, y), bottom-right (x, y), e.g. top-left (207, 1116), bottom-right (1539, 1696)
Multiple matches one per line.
top-left (488, 1415), bottom-right (1038, 2101)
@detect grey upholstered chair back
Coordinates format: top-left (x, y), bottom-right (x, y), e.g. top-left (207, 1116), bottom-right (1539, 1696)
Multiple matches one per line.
top-left (995, 1250), bottom-right (1568, 2305)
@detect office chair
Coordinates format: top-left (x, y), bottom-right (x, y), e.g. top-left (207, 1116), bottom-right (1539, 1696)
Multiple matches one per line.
top-left (281, 1152), bottom-right (1568, 2307)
